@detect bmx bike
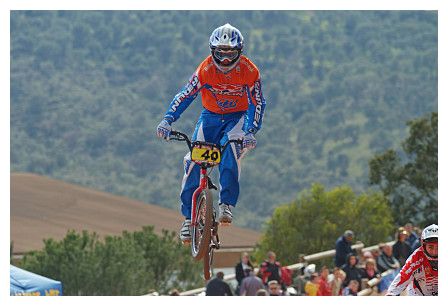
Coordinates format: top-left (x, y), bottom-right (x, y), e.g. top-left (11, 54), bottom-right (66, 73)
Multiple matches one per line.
top-left (169, 130), bottom-right (243, 280)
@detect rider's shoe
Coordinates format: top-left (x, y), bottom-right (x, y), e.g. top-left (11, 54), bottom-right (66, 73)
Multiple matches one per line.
top-left (218, 204), bottom-right (233, 225)
top-left (179, 219), bottom-right (191, 244)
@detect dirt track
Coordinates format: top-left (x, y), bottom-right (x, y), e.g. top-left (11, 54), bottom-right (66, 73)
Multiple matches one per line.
top-left (10, 173), bottom-right (261, 253)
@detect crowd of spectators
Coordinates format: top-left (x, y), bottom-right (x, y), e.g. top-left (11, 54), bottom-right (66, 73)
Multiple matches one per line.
top-left (165, 223), bottom-right (420, 296)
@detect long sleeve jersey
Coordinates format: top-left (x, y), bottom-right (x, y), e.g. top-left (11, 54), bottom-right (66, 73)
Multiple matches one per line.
top-left (387, 247), bottom-right (438, 296)
top-left (164, 55), bottom-right (266, 134)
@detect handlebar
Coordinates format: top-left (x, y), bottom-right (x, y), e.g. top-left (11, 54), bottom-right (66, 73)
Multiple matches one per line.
top-left (169, 130), bottom-right (243, 153)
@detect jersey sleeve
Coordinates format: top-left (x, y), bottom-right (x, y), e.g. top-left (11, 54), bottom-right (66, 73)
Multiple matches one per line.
top-left (386, 249), bottom-right (420, 295)
top-left (164, 67), bottom-right (202, 124)
top-left (245, 70), bottom-right (266, 134)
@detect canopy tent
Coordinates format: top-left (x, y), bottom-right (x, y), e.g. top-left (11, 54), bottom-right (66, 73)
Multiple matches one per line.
top-left (10, 265), bottom-right (63, 296)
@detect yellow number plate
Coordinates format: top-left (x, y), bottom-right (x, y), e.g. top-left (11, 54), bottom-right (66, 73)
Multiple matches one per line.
top-left (191, 146), bottom-right (221, 164)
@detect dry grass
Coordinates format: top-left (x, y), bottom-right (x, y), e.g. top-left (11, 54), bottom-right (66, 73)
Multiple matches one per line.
top-left (11, 173), bottom-right (260, 253)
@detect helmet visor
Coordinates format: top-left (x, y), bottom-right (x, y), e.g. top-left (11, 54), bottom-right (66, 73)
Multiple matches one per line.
top-left (214, 48), bottom-right (239, 64)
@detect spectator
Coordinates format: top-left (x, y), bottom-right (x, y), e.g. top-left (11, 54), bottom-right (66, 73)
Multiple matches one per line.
top-left (361, 258), bottom-right (380, 281)
top-left (296, 253), bottom-right (308, 276)
top-left (235, 252), bottom-right (254, 295)
top-left (205, 271), bottom-right (233, 296)
top-left (280, 266), bottom-right (293, 288)
top-left (293, 272), bottom-right (306, 296)
top-left (410, 226), bottom-right (422, 252)
top-left (359, 251), bottom-right (373, 267)
top-left (256, 289), bottom-right (268, 296)
top-left (239, 268), bottom-right (264, 296)
top-left (292, 254), bottom-right (308, 295)
top-left (317, 266), bottom-right (332, 296)
top-left (341, 254), bottom-right (363, 291)
top-left (371, 248), bottom-right (381, 261)
top-left (329, 267), bottom-right (346, 296)
top-left (393, 228), bottom-right (413, 267)
top-left (376, 244), bottom-right (400, 273)
top-left (267, 280), bottom-right (283, 296)
top-left (304, 273), bottom-right (319, 296)
top-left (404, 222), bottom-right (419, 248)
top-left (342, 280), bottom-right (359, 296)
top-left (259, 251), bottom-right (282, 286)
top-left (334, 230), bottom-right (354, 267)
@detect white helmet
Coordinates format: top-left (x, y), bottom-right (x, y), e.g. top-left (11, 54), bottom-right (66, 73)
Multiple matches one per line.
top-left (209, 23), bottom-right (244, 73)
top-left (421, 224), bottom-right (438, 269)
top-left (421, 224), bottom-right (438, 242)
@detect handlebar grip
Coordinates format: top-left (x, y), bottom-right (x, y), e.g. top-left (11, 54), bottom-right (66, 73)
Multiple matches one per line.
top-left (229, 138), bottom-right (243, 145)
top-left (169, 130), bottom-right (192, 150)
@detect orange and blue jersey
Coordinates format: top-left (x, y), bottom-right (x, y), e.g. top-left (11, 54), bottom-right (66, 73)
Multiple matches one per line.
top-left (164, 55), bottom-right (266, 134)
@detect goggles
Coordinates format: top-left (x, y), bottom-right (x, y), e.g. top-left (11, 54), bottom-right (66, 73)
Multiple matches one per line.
top-left (214, 48), bottom-right (239, 62)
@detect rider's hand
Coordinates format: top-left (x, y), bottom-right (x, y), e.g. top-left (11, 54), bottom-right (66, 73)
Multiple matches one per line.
top-left (156, 119), bottom-right (172, 140)
top-left (243, 133), bottom-right (257, 150)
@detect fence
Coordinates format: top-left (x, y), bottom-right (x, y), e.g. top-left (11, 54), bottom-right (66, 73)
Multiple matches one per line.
top-left (179, 241), bottom-right (395, 296)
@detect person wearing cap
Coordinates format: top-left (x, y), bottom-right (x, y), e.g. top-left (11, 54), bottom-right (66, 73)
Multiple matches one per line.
top-left (334, 230), bottom-right (354, 268)
top-left (392, 227), bottom-right (413, 267)
top-left (386, 224), bottom-right (438, 296)
top-left (404, 222), bottom-right (419, 247)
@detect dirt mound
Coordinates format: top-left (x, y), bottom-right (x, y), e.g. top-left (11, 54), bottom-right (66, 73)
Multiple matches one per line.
top-left (11, 173), bottom-right (260, 253)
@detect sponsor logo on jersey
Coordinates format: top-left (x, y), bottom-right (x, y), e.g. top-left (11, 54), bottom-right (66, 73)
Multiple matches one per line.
top-left (207, 83), bottom-right (244, 97)
top-left (252, 80), bottom-right (263, 128)
top-left (405, 257), bottom-right (424, 275)
top-left (217, 99), bottom-right (237, 110)
top-left (171, 75), bottom-right (199, 112)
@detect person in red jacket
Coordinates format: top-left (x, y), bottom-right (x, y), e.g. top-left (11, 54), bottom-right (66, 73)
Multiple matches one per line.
top-left (317, 266), bottom-right (332, 296)
top-left (259, 251), bottom-right (282, 286)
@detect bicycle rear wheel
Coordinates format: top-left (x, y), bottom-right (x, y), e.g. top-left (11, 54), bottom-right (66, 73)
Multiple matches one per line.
top-left (191, 189), bottom-right (213, 260)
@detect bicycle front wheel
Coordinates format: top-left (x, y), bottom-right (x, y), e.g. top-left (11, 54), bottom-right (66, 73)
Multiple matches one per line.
top-left (191, 189), bottom-right (213, 260)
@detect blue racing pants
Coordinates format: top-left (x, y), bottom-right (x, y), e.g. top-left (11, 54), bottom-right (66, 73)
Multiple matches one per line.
top-left (180, 109), bottom-right (245, 219)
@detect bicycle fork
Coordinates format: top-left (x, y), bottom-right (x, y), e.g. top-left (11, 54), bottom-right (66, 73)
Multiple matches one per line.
top-left (191, 167), bottom-right (208, 226)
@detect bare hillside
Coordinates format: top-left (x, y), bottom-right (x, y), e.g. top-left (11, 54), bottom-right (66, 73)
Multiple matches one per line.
top-left (11, 173), bottom-right (261, 253)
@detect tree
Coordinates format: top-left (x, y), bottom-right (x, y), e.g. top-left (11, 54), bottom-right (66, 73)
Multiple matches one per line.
top-left (369, 112), bottom-right (437, 227)
top-left (254, 184), bottom-right (394, 265)
top-left (20, 227), bottom-right (203, 295)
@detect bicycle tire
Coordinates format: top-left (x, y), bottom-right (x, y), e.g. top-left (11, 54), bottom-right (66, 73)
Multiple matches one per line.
top-left (203, 248), bottom-right (213, 280)
top-left (191, 189), bottom-right (213, 260)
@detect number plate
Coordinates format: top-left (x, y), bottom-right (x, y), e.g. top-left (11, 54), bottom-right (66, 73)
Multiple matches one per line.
top-left (191, 145), bottom-right (221, 164)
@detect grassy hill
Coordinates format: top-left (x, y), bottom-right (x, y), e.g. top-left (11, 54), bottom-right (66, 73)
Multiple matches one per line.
top-left (10, 11), bottom-right (437, 229)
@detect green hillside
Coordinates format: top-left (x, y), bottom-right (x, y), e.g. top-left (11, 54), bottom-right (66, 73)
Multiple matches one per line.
top-left (10, 11), bottom-right (437, 229)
